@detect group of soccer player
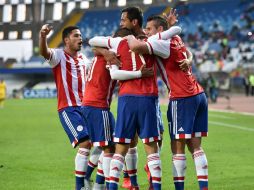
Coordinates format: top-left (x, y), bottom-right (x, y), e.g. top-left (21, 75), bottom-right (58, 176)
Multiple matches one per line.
top-left (39, 6), bottom-right (208, 190)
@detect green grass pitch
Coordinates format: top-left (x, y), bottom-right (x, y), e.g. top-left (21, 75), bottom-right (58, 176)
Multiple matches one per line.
top-left (0, 98), bottom-right (253, 189)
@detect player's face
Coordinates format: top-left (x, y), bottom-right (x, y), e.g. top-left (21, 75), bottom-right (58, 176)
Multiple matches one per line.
top-left (120, 12), bottom-right (134, 29)
top-left (145, 21), bottom-right (159, 37)
top-left (65, 29), bottom-right (83, 51)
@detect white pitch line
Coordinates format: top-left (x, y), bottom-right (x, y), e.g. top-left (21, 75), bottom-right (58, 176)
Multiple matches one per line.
top-left (209, 121), bottom-right (254, 132)
top-left (209, 108), bottom-right (254, 116)
top-left (209, 114), bottom-right (234, 119)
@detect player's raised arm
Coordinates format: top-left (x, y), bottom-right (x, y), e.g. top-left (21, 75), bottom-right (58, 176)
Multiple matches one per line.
top-left (149, 26), bottom-right (181, 41)
top-left (162, 8), bottom-right (179, 27)
top-left (39, 24), bottom-right (53, 60)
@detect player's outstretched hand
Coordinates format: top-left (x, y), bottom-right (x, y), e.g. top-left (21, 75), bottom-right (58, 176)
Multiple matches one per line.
top-left (140, 64), bottom-right (154, 78)
top-left (179, 59), bottom-right (191, 72)
top-left (163, 8), bottom-right (178, 27)
top-left (40, 24), bottom-right (53, 38)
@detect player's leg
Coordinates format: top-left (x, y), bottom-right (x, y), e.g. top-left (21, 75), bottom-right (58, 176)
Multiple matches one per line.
top-left (81, 106), bottom-right (115, 190)
top-left (58, 106), bottom-right (91, 190)
top-left (109, 96), bottom-right (137, 190)
top-left (109, 143), bottom-right (130, 190)
top-left (186, 138), bottom-right (208, 190)
top-left (77, 140), bottom-right (92, 190)
top-left (93, 152), bottom-right (106, 190)
top-left (139, 96), bottom-right (162, 190)
top-left (168, 98), bottom-right (196, 190)
top-left (102, 145), bottom-right (115, 190)
top-left (171, 139), bottom-right (187, 190)
top-left (85, 146), bottom-right (103, 182)
top-left (125, 134), bottom-right (138, 188)
top-left (145, 99), bottom-right (164, 190)
top-left (187, 92), bottom-right (208, 190)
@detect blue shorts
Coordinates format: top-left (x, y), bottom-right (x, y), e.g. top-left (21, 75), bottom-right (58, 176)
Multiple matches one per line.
top-left (167, 93), bottom-right (208, 139)
top-left (81, 106), bottom-right (115, 147)
top-left (115, 96), bottom-right (160, 144)
top-left (58, 106), bottom-right (89, 148)
top-left (156, 98), bottom-right (164, 133)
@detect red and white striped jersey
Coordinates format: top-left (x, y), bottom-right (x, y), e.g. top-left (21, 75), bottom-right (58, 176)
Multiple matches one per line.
top-left (147, 36), bottom-right (204, 99)
top-left (48, 48), bottom-right (89, 110)
top-left (108, 38), bottom-right (158, 97)
top-left (82, 55), bottom-right (116, 108)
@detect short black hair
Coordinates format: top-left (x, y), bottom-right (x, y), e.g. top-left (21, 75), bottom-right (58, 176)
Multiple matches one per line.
top-left (121, 6), bottom-right (143, 27)
top-left (136, 34), bottom-right (147, 40)
top-left (113, 28), bottom-right (134, 38)
top-left (62, 26), bottom-right (79, 43)
top-left (147, 15), bottom-right (168, 31)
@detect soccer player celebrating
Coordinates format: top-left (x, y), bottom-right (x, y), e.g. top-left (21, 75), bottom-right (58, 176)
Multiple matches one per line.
top-left (39, 25), bottom-right (91, 190)
top-left (84, 27), bottom-right (154, 190)
top-left (89, 26), bottom-right (179, 190)
top-left (126, 14), bottom-right (208, 190)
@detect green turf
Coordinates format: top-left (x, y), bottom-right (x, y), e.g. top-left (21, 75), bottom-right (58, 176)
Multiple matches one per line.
top-left (0, 99), bottom-right (254, 189)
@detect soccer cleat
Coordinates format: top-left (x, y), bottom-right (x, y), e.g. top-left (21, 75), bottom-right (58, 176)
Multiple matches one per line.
top-left (122, 177), bottom-right (131, 189)
top-left (84, 179), bottom-right (92, 190)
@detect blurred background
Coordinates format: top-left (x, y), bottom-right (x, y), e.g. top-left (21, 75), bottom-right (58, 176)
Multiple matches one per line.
top-left (0, 0), bottom-right (253, 105)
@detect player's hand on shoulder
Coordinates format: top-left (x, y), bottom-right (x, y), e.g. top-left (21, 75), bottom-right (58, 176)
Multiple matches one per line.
top-left (140, 64), bottom-right (154, 78)
top-left (40, 24), bottom-right (53, 38)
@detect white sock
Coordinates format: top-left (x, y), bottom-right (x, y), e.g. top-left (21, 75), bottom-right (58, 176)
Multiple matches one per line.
top-left (96, 152), bottom-right (104, 178)
top-left (75, 148), bottom-right (90, 177)
top-left (172, 154), bottom-right (186, 183)
top-left (103, 153), bottom-right (114, 183)
top-left (109, 154), bottom-right (125, 185)
top-left (147, 153), bottom-right (162, 185)
top-left (193, 149), bottom-right (208, 180)
top-left (125, 147), bottom-right (138, 176)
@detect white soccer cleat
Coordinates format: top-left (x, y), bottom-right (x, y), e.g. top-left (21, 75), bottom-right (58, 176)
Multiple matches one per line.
top-left (83, 179), bottom-right (92, 190)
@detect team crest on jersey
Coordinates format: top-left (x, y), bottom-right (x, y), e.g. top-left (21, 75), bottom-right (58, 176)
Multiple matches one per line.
top-left (77, 125), bottom-right (83, 131)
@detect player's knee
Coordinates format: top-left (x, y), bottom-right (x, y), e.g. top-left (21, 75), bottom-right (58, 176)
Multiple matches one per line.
top-left (79, 139), bottom-right (92, 149)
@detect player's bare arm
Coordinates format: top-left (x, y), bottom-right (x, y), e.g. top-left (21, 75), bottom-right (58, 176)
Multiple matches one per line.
top-left (179, 49), bottom-right (193, 72)
top-left (39, 24), bottom-right (53, 60)
top-left (125, 35), bottom-right (150, 54)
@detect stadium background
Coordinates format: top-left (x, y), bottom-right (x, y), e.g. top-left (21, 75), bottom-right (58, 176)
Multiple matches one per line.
top-left (0, 0), bottom-right (254, 189)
